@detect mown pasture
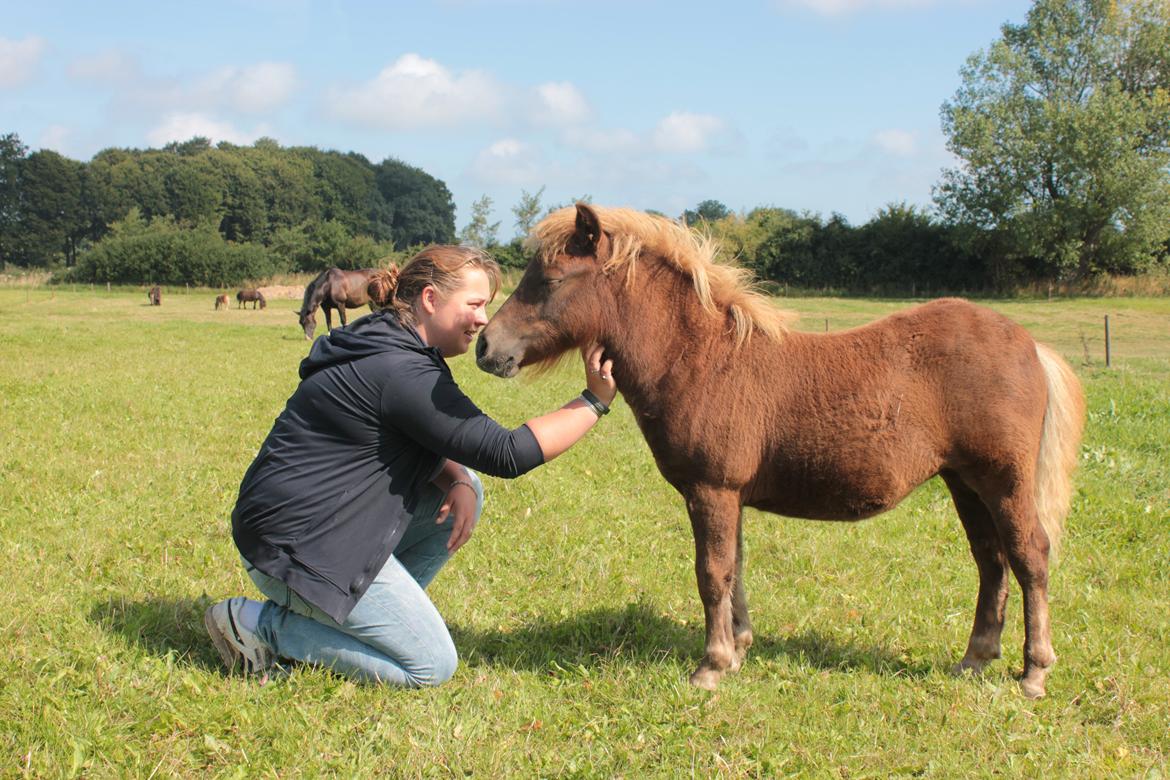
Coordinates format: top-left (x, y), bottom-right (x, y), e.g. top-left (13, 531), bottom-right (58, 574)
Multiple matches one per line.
top-left (1, 286), bottom-right (1167, 777)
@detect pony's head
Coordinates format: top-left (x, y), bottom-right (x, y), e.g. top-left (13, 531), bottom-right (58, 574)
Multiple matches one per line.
top-left (477, 203), bottom-right (790, 378)
top-left (477, 204), bottom-right (615, 378)
top-left (298, 308), bottom-right (316, 340)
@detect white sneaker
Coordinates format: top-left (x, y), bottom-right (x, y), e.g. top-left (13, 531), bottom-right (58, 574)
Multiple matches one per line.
top-left (204, 597), bottom-right (273, 679)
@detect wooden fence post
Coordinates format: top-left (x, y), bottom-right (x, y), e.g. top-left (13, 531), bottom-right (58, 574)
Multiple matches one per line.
top-left (1104, 315), bottom-right (1111, 368)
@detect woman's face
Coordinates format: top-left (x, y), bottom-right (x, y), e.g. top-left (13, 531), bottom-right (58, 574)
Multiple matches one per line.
top-left (417, 267), bottom-right (492, 357)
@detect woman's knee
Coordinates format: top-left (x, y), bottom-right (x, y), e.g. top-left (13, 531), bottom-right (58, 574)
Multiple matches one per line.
top-left (408, 633), bottom-right (458, 687)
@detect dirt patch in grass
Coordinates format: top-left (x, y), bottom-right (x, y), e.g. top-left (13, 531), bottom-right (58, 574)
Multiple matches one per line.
top-left (257, 285), bottom-right (305, 300)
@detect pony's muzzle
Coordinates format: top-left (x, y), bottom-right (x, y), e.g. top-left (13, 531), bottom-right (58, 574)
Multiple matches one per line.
top-left (475, 333), bottom-right (519, 378)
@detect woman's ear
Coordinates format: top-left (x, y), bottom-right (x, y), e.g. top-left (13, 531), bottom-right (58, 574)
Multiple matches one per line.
top-left (419, 284), bottom-right (438, 315)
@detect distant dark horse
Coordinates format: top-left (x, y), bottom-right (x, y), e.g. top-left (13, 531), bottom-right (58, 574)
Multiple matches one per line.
top-left (147, 285), bottom-right (161, 306)
top-left (237, 288), bottom-right (266, 309)
top-left (477, 204), bottom-right (1085, 698)
top-left (297, 268), bottom-right (380, 340)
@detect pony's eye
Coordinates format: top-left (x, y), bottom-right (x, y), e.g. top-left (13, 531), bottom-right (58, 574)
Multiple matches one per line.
top-left (544, 277), bottom-right (563, 288)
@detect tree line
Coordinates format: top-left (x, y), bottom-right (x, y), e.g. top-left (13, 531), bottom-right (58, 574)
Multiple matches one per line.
top-left (1, 0), bottom-right (1167, 292)
top-left (0, 134), bottom-right (456, 285)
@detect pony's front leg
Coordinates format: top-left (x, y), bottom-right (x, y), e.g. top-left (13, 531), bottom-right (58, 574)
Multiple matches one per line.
top-left (732, 517), bottom-right (753, 665)
top-left (339, 306), bottom-right (348, 327)
top-left (685, 487), bottom-right (744, 691)
top-left (323, 305), bottom-right (333, 332)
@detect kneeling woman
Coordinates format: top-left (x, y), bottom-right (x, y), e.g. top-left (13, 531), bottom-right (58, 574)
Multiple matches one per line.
top-left (206, 246), bottom-right (615, 686)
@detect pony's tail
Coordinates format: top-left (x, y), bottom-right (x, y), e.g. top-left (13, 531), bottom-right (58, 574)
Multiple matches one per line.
top-left (1033, 343), bottom-right (1086, 562)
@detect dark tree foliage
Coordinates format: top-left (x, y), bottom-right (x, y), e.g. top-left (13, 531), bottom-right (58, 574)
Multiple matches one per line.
top-left (374, 158), bottom-right (457, 249)
top-left (682, 199), bottom-right (732, 225)
top-left (2, 134), bottom-right (456, 280)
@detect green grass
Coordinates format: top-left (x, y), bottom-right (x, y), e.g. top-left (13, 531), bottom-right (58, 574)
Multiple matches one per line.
top-left (1, 287), bottom-right (1167, 777)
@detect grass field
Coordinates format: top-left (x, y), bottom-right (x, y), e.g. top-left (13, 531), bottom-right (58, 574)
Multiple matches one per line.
top-left (1, 286), bottom-right (1167, 778)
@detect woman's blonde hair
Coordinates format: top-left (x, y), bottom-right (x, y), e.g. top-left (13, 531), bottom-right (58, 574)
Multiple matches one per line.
top-left (368, 246), bottom-right (502, 325)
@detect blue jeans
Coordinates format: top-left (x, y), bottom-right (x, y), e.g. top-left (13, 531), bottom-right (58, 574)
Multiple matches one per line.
top-left (242, 470), bottom-right (484, 687)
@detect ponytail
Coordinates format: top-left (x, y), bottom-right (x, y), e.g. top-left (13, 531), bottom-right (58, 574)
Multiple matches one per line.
top-left (367, 266), bottom-right (401, 309)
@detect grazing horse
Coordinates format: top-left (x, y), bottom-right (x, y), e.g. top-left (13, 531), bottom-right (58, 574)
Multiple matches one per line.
top-left (297, 267), bottom-right (380, 340)
top-left (476, 204), bottom-right (1085, 698)
top-left (237, 288), bottom-right (266, 309)
top-left (214, 294), bottom-right (229, 310)
top-left (147, 285), bottom-right (162, 306)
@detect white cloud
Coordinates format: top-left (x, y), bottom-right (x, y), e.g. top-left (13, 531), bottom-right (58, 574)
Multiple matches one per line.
top-left (146, 113), bottom-right (271, 147)
top-left (38, 124), bottom-right (72, 151)
top-left (651, 112), bottom-right (727, 153)
top-left (68, 50), bottom-right (139, 84)
top-left (562, 126), bottom-right (640, 154)
top-left (196, 62), bottom-right (298, 114)
top-left (0, 36), bottom-right (47, 88)
top-left (530, 81), bottom-right (591, 125)
top-left (468, 138), bottom-right (545, 186)
top-left (873, 128), bottom-right (916, 157)
top-left (327, 54), bottom-right (505, 129)
top-left (776, 0), bottom-right (941, 15)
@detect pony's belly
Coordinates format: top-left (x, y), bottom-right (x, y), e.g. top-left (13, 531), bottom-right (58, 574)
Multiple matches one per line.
top-left (746, 472), bottom-right (918, 521)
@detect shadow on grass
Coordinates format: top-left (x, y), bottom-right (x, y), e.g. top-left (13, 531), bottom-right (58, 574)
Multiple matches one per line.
top-left (90, 596), bottom-right (935, 681)
top-left (451, 602), bottom-right (933, 679)
top-left (89, 595), bottom-right (221, 672)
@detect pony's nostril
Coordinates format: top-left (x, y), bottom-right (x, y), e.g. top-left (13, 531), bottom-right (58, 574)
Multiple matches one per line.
top-left (475, 333), bottom-right (488, 360)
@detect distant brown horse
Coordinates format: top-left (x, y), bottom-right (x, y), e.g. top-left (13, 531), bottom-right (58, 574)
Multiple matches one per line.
top-left (147, 285), bottom-right (161, 306)
top-left (237, 288), bottom-right (266, 309)
top-left (476, 204), bottom-right (1085, 698)
top-left (214, 294), bottom-right (229, 310)
top-left (297, 267), bottom-right (379, 340)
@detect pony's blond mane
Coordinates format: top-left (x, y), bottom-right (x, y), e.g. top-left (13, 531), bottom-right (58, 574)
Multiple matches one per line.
top-left (528, 206), bottom-right (794, 345)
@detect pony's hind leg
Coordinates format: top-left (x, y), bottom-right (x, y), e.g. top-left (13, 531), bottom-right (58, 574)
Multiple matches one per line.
top-left (732, 517), bottom-right (753, 664)
top-left (685, 487), bottom-right (744, 691)
top-left (972, 471), bottom-right (1057, 698)
top-left (942, 471), bottom-right (1009, 675)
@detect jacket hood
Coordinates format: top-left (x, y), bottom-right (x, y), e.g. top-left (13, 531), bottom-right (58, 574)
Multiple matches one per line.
top-left (299, 311), bottom-right (437, 379)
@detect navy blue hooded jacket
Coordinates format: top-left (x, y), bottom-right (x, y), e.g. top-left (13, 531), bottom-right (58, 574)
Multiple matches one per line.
top-left (231, 310), bottom-right (544, 623)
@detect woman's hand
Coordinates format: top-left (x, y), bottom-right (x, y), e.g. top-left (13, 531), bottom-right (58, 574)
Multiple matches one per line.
top-left (582, 343), bottom-right (616, 406)
top-left (438, 481), bottom-right (479, 554)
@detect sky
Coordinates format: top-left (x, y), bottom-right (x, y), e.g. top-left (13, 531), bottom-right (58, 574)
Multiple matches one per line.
top-left (2, 0), bottom-right (1032, 239)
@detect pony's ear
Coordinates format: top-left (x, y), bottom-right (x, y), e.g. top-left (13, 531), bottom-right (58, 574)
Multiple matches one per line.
top-left (574, 203), bottom-right (602, 253)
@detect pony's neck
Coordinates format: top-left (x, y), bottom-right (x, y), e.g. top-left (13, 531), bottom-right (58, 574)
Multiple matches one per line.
top-left (300, 272), bottom-right (328, 315)
top-left (602, 257), bottom-right (732, 408)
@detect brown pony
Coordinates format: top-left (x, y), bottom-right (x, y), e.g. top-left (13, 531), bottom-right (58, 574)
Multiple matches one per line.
top-left (214, 293), bottom-right (229, 310)
top-left (147, 285), bottom-right (162, 306)
top-left (476, 204), bottom-right (1085, 698)
top-left (237, 288), bottom-right (266, 309)
top-left (297, 268), bottom-right (380, 340)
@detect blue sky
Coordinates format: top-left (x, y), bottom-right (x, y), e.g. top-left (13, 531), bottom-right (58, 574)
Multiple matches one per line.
top-left (3, 0), bottom-right (1029, 239)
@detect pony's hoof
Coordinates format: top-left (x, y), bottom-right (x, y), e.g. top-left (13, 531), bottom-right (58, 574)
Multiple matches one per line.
top-left (1019, 674), bottom-right (1047, 699)
top-left (734, 632), bottom-right (753, 666)
top-left (951, 658), bottom-right (988, 676)
top-left (689, 667), bottom-right (722, 691)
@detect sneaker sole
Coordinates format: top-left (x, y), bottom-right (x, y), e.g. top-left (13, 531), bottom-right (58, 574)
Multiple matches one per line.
top-left (204, 605), bottom-right (242, 673)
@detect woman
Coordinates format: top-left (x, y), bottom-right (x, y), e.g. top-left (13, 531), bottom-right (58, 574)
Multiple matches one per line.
top-left (205, 246), bottom-right (616, 686)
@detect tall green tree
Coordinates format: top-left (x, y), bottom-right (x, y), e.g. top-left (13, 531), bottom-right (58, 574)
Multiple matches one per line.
top-left (375, 158), bottom-right (456, 249)
top-left (19, 150), bottom-right (88, 266)
top-left (682, 199), bottom-right (732, 225)
top-left (0, 133), bottom-right (28, 265)
top-left (459, 195), bottom-right (500, 248)
top-left (511, 186), bottom-right (545, 239)
top-left (937, 0), bottom-right (1170, 281)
